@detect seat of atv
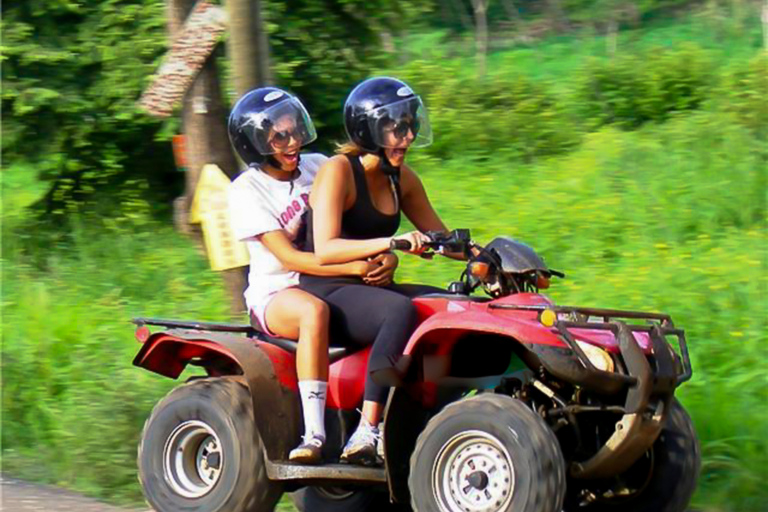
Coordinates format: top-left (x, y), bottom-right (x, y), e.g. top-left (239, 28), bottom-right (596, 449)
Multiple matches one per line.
top-left (254, 331), bottom-right (351, 364)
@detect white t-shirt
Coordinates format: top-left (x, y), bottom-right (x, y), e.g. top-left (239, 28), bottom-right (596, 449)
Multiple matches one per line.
top-left (228, 153), bottom-right (328, 312)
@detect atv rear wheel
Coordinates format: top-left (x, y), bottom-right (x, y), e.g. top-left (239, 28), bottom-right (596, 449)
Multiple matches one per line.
top-left (138, 377), bottom-right (282, 512)
top-left (409, 394), bottom-right (565, 512)
top-left (565, 399), bottom-right (700, 512)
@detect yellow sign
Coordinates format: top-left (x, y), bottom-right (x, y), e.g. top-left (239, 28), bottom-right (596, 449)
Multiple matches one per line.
top-left (190, 164), bottom-right (250, 271)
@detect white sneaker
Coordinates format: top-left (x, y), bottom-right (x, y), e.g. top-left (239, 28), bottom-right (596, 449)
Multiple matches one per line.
top-left (340, 418), bottom-right (380, 466)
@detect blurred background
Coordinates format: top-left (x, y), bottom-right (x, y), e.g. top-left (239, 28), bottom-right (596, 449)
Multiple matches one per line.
top-left (2, 0), bottom-right (766, 510)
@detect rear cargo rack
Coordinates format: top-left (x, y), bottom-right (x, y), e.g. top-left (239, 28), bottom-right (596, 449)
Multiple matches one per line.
top-left (132, 317), bottom-right (255, 334)
top-left (488, 304), bottom-right (692, 384)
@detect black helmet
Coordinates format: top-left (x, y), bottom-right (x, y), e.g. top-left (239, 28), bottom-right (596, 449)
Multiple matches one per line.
top-left (228, 87), bottom-right (317, 166)
top-left (343, 77), bottom-right (432, 152)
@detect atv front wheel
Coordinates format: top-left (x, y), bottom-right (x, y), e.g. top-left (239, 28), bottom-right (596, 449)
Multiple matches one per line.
top-left (138, 377), bottom-right (283, 512)
top-left (566, 399), bottom-right (700, 512)
top-left (409, 394), bottom-right (565, 512)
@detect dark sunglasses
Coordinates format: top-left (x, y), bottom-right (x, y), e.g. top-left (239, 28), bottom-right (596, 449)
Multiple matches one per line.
top-left (385, 119), bottom-right (421, 140)
top-left (269, 128), bottom-right (303, 148)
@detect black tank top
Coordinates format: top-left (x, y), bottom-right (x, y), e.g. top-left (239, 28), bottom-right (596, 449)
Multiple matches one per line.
top-left (303, 154), bottom-right (401, 250)
top-left (300, 154), bottom-right (401, 289)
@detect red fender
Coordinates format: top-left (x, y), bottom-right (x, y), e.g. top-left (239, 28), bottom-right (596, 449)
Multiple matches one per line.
top-left (405, 299), bottom-right (567, 357)
top-left (133, 329), bottom-right (369, 410)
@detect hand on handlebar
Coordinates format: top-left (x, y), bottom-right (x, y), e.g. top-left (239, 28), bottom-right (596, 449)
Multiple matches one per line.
top-left (390, 231), bottom-right (430, 255)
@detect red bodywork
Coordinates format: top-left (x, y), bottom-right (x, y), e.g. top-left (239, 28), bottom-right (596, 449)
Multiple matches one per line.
top-left (135, 292), bottom-right (651, 411)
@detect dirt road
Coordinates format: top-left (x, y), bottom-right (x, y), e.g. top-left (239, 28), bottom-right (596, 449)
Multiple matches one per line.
top-left (0, 476), bottom-right (148, 512)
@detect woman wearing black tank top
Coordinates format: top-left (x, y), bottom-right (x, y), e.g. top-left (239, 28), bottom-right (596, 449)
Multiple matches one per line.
top-left (299, 77), bottom-right (464, 466)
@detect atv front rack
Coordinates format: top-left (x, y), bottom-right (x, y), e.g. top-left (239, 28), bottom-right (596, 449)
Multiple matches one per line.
top-left (488, 304), bottom-right (692, 385)
top-left (491, 303), bottom-right (692, 479)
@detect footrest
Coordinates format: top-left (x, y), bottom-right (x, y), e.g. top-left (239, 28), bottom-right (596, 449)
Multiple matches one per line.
top-left (265, 460), bottom-right (387, 483)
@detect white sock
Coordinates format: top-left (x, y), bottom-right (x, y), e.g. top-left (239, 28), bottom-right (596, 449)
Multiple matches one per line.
top-left (299, 380), bottom-right (327, 440)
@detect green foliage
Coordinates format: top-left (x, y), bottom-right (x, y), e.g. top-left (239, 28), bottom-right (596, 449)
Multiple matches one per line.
top-left (716, 54), bottom-right (768, 139)
top-left (393, 58), bottom-right (581, 162)
top-left (1, 0), bottom-right (175, 218)
top-left (574, 43), bottom-right (715, 129)
top-left (1, 0), bottom-right (431, 219)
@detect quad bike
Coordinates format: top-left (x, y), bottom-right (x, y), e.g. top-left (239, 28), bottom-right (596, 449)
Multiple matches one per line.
top-left (132, 230), bottom-right (700, 512)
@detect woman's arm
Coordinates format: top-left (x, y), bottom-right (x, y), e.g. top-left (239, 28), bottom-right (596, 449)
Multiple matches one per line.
top-left (400, 165), bottom-right (466, 260)
top-left (259, 229), bottom-right (374, 277)
top-left (310, 157), bottom-right (392, 264)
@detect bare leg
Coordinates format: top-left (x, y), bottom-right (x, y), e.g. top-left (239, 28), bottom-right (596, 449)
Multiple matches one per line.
top-left (264, 288), bottom-right (330, 381)
top-left (361, 400), bottom-right (384, 426)
top-left (264, 288), bottom-right (330, 463)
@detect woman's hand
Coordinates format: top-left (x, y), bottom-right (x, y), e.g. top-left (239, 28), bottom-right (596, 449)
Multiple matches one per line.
top-left (364, 252), bottom-right (399, 287)
top-left (392, 231), bottom-right (430, 255)
top-left (349, 260), bottom-right (378, 277)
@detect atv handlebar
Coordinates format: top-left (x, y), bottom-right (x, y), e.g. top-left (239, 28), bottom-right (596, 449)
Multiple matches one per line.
top-left (389, 229), bottom-right (473, 255)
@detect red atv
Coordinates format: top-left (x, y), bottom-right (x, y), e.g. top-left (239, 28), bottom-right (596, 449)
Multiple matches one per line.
top-left (133, 230), bottom-right (700, 512)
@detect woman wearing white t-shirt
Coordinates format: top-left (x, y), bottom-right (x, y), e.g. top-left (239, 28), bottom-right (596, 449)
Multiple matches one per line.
top-left (227, 88), bottom-right (398, 464)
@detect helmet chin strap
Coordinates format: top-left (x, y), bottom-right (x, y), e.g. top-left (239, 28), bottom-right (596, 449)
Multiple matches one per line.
top-left (377, 147), bottom-right (400, 177)
top-left (377, 148), bottom-right (401, 211)
top-left (264, 154), bottom-right (302, 193)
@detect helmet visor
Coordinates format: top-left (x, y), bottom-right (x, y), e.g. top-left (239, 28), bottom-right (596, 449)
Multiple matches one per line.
top-left (368, 96), bottom-right (432, 149)
top-left (240, 97), bottom-right (317, 155)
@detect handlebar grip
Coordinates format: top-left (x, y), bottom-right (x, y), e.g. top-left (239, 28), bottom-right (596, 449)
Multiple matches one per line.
top-left (390, 239), bottom-right (412, 251)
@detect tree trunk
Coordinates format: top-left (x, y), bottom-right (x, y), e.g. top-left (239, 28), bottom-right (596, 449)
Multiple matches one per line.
top-left (226, 0), bottom-right (272, 97)
top-left (607, 17), bottom-right (618, 56)
top-left (500, 0), bottom-right (521, 23)
top-left (545, 0), bottom-right (568, 32)
top-left (168, 0), bottom-right (246, 315)
top-left (762, 0), bottom-right (768, 53)
top-left (449, 0), bottom-right (474, 32)
top-left (471, 0), bottom-right (489, 78)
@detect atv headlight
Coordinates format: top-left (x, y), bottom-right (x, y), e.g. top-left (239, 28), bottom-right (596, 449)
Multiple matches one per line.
top-left (575, 340), bottom-right (615, 373)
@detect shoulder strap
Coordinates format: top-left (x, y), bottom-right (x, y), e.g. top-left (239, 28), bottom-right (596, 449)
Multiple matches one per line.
top-left (345, 154), bottom-right (371, 206)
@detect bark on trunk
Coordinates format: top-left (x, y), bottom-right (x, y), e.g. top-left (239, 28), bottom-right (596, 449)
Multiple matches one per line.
top-left (762, 0), bottom-right (768, 53)
top-left (226, 0), bottom-right (272, 96)
top-left (607, 17), bottom-right (618, 56)
top-left (449, 0), bottom-right (474, 32)
top-left (471, 0), bottom-right (489, 78)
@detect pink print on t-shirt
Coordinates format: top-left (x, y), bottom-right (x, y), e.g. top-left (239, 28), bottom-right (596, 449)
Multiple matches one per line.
top-left (277, 193), bottom-right (311, 229)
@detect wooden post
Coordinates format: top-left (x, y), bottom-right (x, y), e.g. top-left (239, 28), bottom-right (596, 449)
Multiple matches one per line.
top-left (167, 0), bottom-right (247, 315)
top-left (762, 1), bottom-right (768, 53)
top-left (226, 0), bottom-right (272, 96)
top-left (471, 0), bottom-right (489, 78)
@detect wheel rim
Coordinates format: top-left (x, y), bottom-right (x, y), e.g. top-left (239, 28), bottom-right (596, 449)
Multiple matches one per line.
top-left (163, 420), bottom-right (223, 498)
top-left (432, 430), bottom-right (515, 512)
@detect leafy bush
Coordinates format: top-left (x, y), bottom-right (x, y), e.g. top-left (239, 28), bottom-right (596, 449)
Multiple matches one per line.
top-left (717, 54), bottom-right (768, 139)
top-left (574, 43), bottom-right (715, 128)
top-left (395, 58), bottom-right (581, 162)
